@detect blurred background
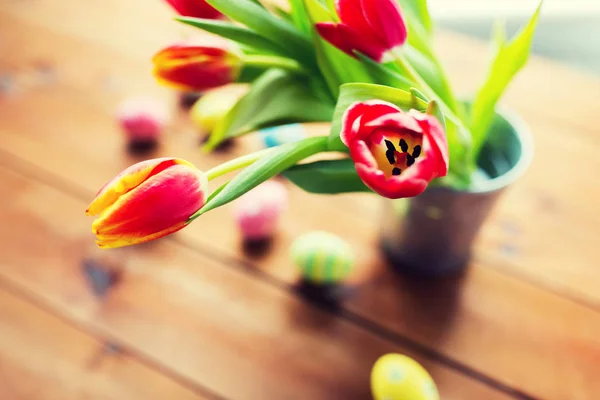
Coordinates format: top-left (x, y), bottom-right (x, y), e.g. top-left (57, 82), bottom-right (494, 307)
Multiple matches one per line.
top-left (435, 0), bottom-right (600, 75)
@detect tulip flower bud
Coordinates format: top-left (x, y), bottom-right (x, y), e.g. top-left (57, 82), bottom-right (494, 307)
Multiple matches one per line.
top-left (116, 96), bottom-right (169, 148)
top-left (316, 0), bottom-right (407, 62)
top-left (341, 100), bottom-right (449, 199)
top-left (153, 43), bottom-right (242, 93)
top-left (86, 158), bottom-right (208, 248)
top-left (164, 0), bottom-right (223, 20)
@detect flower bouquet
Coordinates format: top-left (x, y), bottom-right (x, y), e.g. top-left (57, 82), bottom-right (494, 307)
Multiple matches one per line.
top-left (87, 0), bottom-right (541, 276)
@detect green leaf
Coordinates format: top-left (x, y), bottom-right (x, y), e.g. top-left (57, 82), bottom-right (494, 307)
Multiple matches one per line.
top-left (289, 0), bottom-right (313, 35)
top-left (206, 0), bottom-right (316, 66)
top-left (403, 45), bottom-right (459, 112)
top-left (327, 83), bottom-right (430, 151)
top-left (303, 0), bottom-right (372, 98)
top-left (176, 17), bottom-right (287, 55)
top-left (196, 137), bottom-right (329, 215)
top-left (206, 69), bottom-right (335, 150)
top-left (396, 0), bottom-right (433, 39)
top-left (283, 159), bottom-right (372, 194)
top-left (469, 2), bottom-right (542, 157)
top-left (356, 52), bottom-right (415, 92)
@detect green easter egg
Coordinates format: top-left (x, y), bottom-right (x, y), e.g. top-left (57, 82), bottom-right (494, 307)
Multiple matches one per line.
top-left (371, 354), bottom-right (440, 400)
top-left (291, 231), bottom-right (355, 285)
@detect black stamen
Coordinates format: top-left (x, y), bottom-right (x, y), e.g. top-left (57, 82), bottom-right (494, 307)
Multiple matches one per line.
top-left (385, 149), bottom-right (396, 164)
top-left (406, 154), bottom-right (415, 167)
top-left (385, 140), bottom-right (396, 151)
top-left (392, 167), bottom-right (401, 176)
top-left (412, 145), bottom-right (421, 158)
top-left (399, 138), bottom-right (409, 152)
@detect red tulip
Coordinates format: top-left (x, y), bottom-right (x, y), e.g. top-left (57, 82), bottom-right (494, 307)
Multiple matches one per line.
top-left (165, 0), bottom-right (223, 20)
top-left (86, 158), bottom-right (208, 248)
top-left (153, 43), bottom-right (241, 92)
top-left (341, 101), bottom-right (448, 199)
top-left (316, 0), bottom-right (407, 62)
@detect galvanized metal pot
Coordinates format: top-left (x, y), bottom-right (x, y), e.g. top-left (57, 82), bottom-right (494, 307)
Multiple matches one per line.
top-left (380, 108), bottom-right (534, 278)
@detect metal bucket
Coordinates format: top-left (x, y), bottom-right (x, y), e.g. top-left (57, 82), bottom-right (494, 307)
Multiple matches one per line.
top-left (380, 108), bottom-right (534, 278)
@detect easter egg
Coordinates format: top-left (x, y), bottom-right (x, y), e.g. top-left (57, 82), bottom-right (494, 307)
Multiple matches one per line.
top-left (190, 89), bottom-right (240, 133)
top-left (116, 96), bottom-right (169, 143)
top-left (259, 123), bottom-right (306, 148)
top-left (291, 231), bottom-right (355, 285)
top-left (371, 354), bottom-right (440, 400)
top-left (233, 180), bottom-right (288, 240)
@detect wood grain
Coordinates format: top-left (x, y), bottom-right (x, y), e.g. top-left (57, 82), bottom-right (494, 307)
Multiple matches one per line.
top-left (2, 7), bottom-right (600, 400)
top-left (0, 284), bottom-right (206, 400)
top-left (0, 165), bottom-right (510, 400)
top-left (2, 1), bottom-right (600, 399)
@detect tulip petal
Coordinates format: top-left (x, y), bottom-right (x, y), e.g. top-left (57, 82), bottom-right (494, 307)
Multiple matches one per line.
top-left (165, 0), bottom-right (222, 20)
top-left (92, 164), bottom-right (207, 247)
top-left (409, 111), bottom-right (449, 177)
top-left (360, 0), bottom-right (407, 49)
top-left (355, 162), bottom-right (428, 199)
top-left (315, 22), bottom-right (358, 57)
top-left (342, 101), bottom-right (405, 143)
top-left (364, 112), bottom-right (423, 135)
top-left (336, 0), bottom-right (381, 42)
top-left (86, 158), bottom-right (194, 216)
top-left (96, 221), bottom-right (187, 249)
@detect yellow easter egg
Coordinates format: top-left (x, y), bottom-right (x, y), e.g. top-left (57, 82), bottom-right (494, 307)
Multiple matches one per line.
top-left (190, 89), bottom-right (240, 133)
top-left (371, 354), bottom-right (439, 400)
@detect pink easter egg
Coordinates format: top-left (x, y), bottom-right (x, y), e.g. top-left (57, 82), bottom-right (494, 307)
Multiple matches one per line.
top-left (116, 96), bottom-right (169, 143)
top-left (233, 180), bottom-right (288, 240)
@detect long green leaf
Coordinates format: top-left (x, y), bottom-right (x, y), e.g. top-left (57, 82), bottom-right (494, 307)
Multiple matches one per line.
top-left (356, 52), bottom-right (415, 92)
top-left (283, 159), bottom-right (371, 194)
top-left (469, 2), bottom-right (542, 156)
top-left (176, 17), bottom-right (287, 55)
top-left (304, 0), bottom-right (372, 98)
top-left (206, 0), bottom-right (315, 66)
top-left (206, 69), bottom-right (335, 150)
top-left (196, 137), bottom-right (329, 216)
top-left (396, 0), bottom-right (433, 39)
top-left (403, 45), bottom-right (459, 112)
top-left (289, 0), bottom-right (313, 35)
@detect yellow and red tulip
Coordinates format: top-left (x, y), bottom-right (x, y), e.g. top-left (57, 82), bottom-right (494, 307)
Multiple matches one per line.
top-left (341, 100), bottom-right (449, 199)
top-left (164, 0), bottom-right (223, 20)
top-left (86, 158), bottom-right (208, 248)
top-left (153, 43), bottom-right (242, 92)
top-left (316, 0), bottom-right (408, 62)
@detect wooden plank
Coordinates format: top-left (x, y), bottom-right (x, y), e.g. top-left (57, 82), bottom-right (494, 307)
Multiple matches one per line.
top-left (0, 284), bottom-right (206, 400)
top-left (2, 10), bottom-right (600, 400)
top-left (0, 165), bottom-right (509, 400)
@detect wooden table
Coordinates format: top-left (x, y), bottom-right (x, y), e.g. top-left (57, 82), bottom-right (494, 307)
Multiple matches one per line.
top-left (1, 1), bottom-right (599, 399)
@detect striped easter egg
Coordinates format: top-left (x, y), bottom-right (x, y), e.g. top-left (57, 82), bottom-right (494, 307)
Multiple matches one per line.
top-left (371, 354), bottom-right (440, 400)
top-left (291, 231), bottom-right (355, 285)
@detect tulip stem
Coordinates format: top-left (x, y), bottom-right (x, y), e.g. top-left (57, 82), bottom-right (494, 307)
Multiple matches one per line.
top-left (243, 55), bottom-right (306, 75)
top-left (205, 148), bottom-right (273, 181)
top-left (391, 49), bottom-right (471, 142)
